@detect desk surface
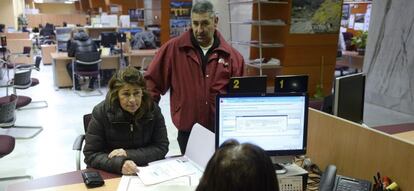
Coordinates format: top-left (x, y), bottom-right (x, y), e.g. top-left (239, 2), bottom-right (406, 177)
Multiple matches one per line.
top-left (51, 49), bottom-right (157, 60)
top-left (6, 169), bottom-right (120, 191)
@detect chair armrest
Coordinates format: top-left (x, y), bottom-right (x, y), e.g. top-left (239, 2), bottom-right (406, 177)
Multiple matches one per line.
top-left (16, 64), bottom-right (35, 69)
top-left (72, 134), bottom-right (85, 150)
top-left (11, 53), bottom-right (30, 57)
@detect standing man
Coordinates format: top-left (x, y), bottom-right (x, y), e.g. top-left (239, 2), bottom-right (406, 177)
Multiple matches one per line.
top-left (145, 0), bottom-right (245, 154)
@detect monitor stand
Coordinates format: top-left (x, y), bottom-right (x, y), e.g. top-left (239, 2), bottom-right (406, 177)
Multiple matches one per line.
top-left (270, 155), bottom-right (294, 174)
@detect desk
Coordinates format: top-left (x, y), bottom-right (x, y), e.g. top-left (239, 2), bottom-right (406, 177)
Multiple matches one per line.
top-left (41, 45), bottom-right (56, 65)
top-left (6, 169), bottom-right (120, 191)
top-left (129, 49), bottom-right (157, 71)
top-left (84, 27), bottom-right (117, 39)
top-left (51, 50), bottom-right (157, 89)
top-left (307, 109), bottom-right (414, 190)
top-left (342, 51), bottom-right (364, 72)
top-left (51, 53), bottom-right (121, 89)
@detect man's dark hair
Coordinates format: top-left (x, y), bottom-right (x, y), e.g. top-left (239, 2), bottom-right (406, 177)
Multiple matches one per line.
top-left (191, 0), bottom-right (215, 18)
top-left (196, 139), bottom-right (280, 191)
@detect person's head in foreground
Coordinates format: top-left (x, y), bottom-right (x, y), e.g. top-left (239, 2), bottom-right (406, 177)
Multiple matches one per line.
top-left (196, 139), bottom-right (280, 191)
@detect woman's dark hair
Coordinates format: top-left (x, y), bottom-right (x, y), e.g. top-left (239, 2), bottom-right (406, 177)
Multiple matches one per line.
top-left (107, 66), bottom-right (152, 119)
top-left (196, 139), bottom-right (279, 191)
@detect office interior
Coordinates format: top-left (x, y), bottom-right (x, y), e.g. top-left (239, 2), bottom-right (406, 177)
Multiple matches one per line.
top-left (1, 0), bottom-right (414, 190)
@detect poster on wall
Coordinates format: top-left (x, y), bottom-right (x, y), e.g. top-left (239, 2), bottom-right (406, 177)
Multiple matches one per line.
top-left (290, 0), bottom-right (343, 34)
top-left (353, 13), bottom-right (365, 30)
top-left (342, 4), bottom-right (350, 20)
top-left (129, 9), bottom-right (145, 22)
top-left (363, 4), bottom-right (372, 31)
top-left (170, 1), bottom-right (192, 38)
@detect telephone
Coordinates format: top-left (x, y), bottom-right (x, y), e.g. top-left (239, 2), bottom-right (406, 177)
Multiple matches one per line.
top-left (319, 165), bottom-right (372, 191)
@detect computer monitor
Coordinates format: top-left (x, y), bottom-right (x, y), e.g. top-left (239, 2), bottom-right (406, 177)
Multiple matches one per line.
top-left (333, 73), bottom-right (365, 124)
top-left (227, 76), bottom-right (267, 94)
top-left (100, 32), bottom-right (117, 48)
top-left (274, 75), bottom-right (308, 93)
top-left (215, 93), bottom-right (308, 173)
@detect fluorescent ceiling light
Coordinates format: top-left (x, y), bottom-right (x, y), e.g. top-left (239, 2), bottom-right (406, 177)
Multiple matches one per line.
top-left (64, 1), bottom-right (74, 4)
top-left (34, 0), bottom-right (44, 3)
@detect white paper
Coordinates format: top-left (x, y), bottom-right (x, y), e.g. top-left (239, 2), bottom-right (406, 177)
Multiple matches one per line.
top-left (117, 175), bottom-right (195, 191)
top-left (184, 123), bottom-right (215, 169)
top-left (137, 158), bottom-right (197, 185)
top-left (349, 14), bottom-right (355, 29)
top-left (120, 15), bottom-right (131, 28)
top-left (353, 23), bottom-right (364, 31)
top-left (101, 15), bottom-right (118, 27)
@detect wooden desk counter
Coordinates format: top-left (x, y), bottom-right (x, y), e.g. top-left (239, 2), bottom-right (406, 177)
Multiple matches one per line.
top-left (6, 169), bottom-right (120, 191)
top-left (41, 45), bottom-right (57, 65)
top-left (341, 51), bottom-right (364, 72)
top-left (32, 178), bottom-right (120, 191)
top-left (51, 53), bottom-right (121, 89)
top-left (307, 109), bottom-right (414, 190)
top-left (128, 49), bottom-right (158, 70)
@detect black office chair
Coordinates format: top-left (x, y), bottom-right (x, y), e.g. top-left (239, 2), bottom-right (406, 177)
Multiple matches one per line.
top-left (72, 52), bottom-right (103, 97)
top-left (6, 56), bottom-right (48, 110)
top-left (0, 135), bottom-right (32, 181)
top-left (0, 94), bottom-right (43, 139)
top-left (72, 113), bottom-right (92, 170)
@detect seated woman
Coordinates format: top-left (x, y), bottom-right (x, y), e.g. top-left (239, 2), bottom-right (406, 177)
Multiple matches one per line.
top-left (196, 139), bottom-right (279, 191)
top-left (83, 66), bottom-right (169, 175)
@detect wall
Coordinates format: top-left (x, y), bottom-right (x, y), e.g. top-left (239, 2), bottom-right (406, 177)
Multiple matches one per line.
top-left (210, 0), bottom-right (230, 41)
top-left (364, 0), bottom-right (414, 115)
top-left (0, 0), bottom-right (15, 29)
top-left (0, 0), bottom-right (26, 30)
top-left (35, 3), bottom-right (77, 14)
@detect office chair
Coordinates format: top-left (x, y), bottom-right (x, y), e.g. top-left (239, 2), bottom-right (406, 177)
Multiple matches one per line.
top-left (6, 56), bottom-right (48, 110)
top-left (73, 113), bottom-right (92, 170)
top-left (7, 46), bottom-right (31, 69)
top-left (0, 135), bottom-right (32, 181)
top-left (72, 52), bottom-right (103, 97)
top-left (0, 94), bottom-right (43, 139)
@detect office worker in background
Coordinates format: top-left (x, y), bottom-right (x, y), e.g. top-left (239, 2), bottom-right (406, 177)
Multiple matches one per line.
top-left (145, 0), bottom-right (245, 154)
top-left (83, 66), bottom-right (169, 175)
top-left (196, 139), bottom-right (280, 191)
top-left (0, 24), bottom-right (5, 33)
top-left (66, 29), bottom-right (98, 90)
top-left (131, 26), bottom-right (157, 50)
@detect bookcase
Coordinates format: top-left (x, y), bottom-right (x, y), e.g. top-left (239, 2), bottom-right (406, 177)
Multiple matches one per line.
top-left (229, 0), bottom-right (338, 96)
top-left (228, 0), bottom-right (288, 76)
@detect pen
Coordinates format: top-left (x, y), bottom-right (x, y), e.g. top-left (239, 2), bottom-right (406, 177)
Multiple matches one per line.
top-left (373, 176), bottom-right (378, 184)
top-left (377, 172), bottom-right (383, 190)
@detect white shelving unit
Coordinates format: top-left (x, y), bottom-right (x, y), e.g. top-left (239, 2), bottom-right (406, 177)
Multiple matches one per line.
top-left (228, 0), bottom-right (288, 75)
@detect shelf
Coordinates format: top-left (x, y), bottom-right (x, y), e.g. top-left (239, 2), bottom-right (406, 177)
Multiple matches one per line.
top-left (231, 41), bottom-right (284, 48)
top-left (245, 62), bottom-right (282, 69)
top-left (229, 19), bottom-right (286, 26)
top-left (343, 1), bottom-right (372, 4)
top-left (228, 0), bottom-right (288, 5)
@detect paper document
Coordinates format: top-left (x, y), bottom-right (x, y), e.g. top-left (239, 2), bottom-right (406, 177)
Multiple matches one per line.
top-left (117, 175), bottom-right (195, 191)
top-left (137, 158), bottom-right (197, 185)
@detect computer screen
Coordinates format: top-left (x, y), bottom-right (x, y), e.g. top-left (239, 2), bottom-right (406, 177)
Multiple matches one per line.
top-left (227, 76), bottom-right (267, 94)
top-left (274, 75), bottom-right (308, 93)
top-left (100, 32), bottom-right (117, 48)
top-left (215, 93), bottom-right (308, 157)
top-left (333, 73), bottom-right (365, 123)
